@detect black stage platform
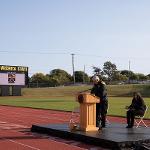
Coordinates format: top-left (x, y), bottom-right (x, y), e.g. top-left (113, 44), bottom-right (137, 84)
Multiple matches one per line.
top-left (31, 123), bottom-right (150, 149)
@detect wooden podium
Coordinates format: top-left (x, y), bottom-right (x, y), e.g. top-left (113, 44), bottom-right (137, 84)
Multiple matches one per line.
top-left (76, 92), bottom-right (100, 131)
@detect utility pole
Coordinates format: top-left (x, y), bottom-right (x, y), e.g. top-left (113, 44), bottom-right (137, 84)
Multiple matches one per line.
top-left (128, 60), bottom-right (131, 83)
top-left (71, 53), bottom-right (75, 84)
top-left (129, 60), bottom-right (131, 71)
top-left (83, 65), bottom-right (85, 84)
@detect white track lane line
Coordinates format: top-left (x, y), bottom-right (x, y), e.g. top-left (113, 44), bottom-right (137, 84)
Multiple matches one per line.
top-left (1, 137), bottom-right (41, 150)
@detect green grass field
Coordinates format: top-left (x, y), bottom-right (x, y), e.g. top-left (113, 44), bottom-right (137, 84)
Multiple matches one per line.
top-left (0, 84), bottom-right (150, 118)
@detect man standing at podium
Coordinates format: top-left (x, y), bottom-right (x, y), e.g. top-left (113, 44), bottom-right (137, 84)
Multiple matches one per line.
top-left (91, 75), bottom-right (108, 128)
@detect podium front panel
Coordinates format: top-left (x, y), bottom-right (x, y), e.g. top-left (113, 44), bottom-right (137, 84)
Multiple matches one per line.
top-left (76, 93), bottom-right (99, 131)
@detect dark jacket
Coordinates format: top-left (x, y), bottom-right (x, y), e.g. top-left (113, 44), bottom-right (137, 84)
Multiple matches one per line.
top-left (91, 81), bottom-right (107, 101)
top-left (129, 97), bottom-right (146, 112)
top-left (91, 81), bottom-right (108, 113)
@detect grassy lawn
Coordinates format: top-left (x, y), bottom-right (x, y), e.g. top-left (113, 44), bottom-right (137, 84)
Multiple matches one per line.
top-left (0, 96), bottom-right (149, 118)
top-left (0, 84), bottom-right (150, 118)
top-left (0, 96), bottom-right (77, 111)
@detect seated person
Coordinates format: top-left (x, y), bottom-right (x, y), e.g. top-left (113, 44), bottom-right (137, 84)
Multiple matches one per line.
top-left (126, 92), bottom-right (146, 128)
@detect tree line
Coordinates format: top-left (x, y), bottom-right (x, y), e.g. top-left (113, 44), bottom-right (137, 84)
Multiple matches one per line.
top-left (28, 61), bottom-right (150, 87)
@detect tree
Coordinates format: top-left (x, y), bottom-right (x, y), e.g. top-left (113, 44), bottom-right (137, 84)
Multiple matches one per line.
top-left (30, 73), bottom-right (49, 87)
top-left (92, 66), bottom-right (104, 76)
top-left (119, 74), bottom-right (128, 81)
top-left (30, 73), bottom-right (49, 83)
top-left (112, 71), bottom-right (128, 81)
top-left (103, 61), bottom-right (117, 82)
top-left (49, 69), bottom-right (72, 86)
top-left (74, 71), bottom-right (90, 83)
top-left (120, 70), bottom-right (134, 78)
top-left (136, 73), bottom-right (148, 81)
top-left (147, 74), bottom-right (150, 80)
top-left (129, 74), bottom-right (138, 81)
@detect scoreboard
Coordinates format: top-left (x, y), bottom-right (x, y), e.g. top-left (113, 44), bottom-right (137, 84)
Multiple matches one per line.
top-left (0, 65), bottom-right (28, 86)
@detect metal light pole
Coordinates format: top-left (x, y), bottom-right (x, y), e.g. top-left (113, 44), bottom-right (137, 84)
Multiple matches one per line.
top-left (71, 53), bottom-right (75, 84)
top-left (128, 60), bottom-right (131, 83)
top-left (83, 65), bottom-right (85, 84)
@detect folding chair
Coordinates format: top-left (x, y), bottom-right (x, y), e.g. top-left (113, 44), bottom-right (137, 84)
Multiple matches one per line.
top-left (69, 107), bottom-right (80, 130)
top-left (135, 106), bottom-right (148, 128)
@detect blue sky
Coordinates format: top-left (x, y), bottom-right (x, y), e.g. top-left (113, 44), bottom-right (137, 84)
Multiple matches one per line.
top-left (0, 0), bottom-right (150, 76)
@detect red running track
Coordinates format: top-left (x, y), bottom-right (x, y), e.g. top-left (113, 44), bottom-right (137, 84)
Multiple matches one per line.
top-left (0, 106), bottom-right (149, 150)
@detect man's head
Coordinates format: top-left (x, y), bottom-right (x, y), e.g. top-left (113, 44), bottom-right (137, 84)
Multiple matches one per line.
top-left (92, 75), bottom-right (100, 84)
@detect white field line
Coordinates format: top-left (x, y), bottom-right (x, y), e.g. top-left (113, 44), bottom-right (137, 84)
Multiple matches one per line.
top-left (2, 138), bottom-right (41, 150)
top-left (48, 138), bottom-right (87, 150)
top-left (0, 122), bottom-right (28, 129)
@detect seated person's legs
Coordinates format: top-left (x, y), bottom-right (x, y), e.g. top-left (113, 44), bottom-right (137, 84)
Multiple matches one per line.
top-left (127, 109), bottom-right (144, 128)
top-left (126, 109), bottom-right (134, 128)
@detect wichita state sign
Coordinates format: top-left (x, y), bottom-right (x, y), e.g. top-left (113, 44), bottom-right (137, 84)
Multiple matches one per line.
top-left (0, 65), bottom-right (28, 72)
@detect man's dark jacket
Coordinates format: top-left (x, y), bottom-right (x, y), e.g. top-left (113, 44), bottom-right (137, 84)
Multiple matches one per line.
top-left (91, 81), bottom-right (108, 113)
